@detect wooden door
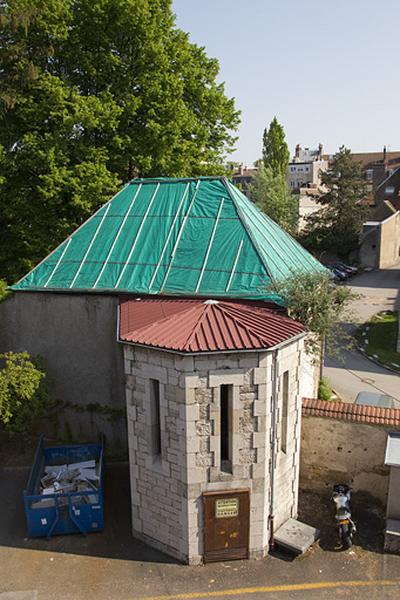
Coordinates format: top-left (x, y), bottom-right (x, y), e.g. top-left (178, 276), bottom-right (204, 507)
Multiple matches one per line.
top-left (203, 489), bottom-right (250, 562)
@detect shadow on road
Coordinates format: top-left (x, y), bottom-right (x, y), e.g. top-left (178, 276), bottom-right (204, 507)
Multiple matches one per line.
top-left (298, 489), bottom-right (385, 555)
top-left (0, 462), bottom-right (178, 564)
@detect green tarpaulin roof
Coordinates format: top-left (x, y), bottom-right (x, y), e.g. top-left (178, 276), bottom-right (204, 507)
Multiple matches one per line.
top-left (12, 177), bottom-right (325, 301)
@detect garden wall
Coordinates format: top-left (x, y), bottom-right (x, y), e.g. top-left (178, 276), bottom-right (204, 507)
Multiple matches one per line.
top-left (300, 399), bottom-right (400, 504)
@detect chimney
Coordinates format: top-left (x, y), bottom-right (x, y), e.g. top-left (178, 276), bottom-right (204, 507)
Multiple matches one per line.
top-left (383, 145), bottom-right (387, 164)
top-left (295, 144), bottom-right (300, 159)
top-left (318, 143), bottom-right (323, 159)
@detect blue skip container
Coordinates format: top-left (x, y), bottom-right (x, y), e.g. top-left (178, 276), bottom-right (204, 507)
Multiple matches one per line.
top-left (23, 435), bottom-right (104, 537)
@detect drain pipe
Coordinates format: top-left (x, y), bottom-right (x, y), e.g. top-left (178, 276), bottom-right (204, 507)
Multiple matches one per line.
top-left (268, 349), bottom-right (279, 550)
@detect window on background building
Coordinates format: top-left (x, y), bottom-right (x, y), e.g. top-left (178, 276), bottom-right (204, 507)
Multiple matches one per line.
top-left (150, 379), bottom-right (162, 457)
top-left (220, 384), bottom-right (233, 473)
top-left (385, 186), bottom-right (395, 194)
top-left (281, 371), bottom-right (289, 454)
top-left (366, 169), bottom-right (373, 181)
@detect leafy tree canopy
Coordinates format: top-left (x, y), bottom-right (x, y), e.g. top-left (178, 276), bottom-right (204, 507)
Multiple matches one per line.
top-left (250, 163), bottom-right (298, 234)
top-left (301, 146), bottom-right (368, 257)
top-left (262, 116), bottom-right (289, 178)
top-left (0, 0), bottom-right (240, 282)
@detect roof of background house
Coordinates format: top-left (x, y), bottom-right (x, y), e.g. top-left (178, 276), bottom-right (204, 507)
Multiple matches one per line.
top-left (371, 200), bottom-right (397, 222)
top-left (233, 168), bottom-right (258, 178)
top-left (119, 297), bottom-right (305, 353)
top-left (349, 151), bottom-right (400, 169)
top-left (321, 151), bottom-right (400, 169)
top-left (302, 398), bottom-right (400, 426)
top-left (12, 177), bottom-right (324, 301)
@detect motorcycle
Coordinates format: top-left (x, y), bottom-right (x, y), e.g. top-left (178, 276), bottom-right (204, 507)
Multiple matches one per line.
top-left (332, 484), bottom-right (356, 549)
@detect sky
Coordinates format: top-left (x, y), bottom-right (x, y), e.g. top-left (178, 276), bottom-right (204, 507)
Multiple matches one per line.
top-left (172, 0), bottom-right (400, 166)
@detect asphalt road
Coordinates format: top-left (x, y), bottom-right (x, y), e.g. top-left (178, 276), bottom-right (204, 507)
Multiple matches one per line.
top-left (324, 265), bottom-right (400, 404)
top-left (1, 465), bottom-right (399, 600)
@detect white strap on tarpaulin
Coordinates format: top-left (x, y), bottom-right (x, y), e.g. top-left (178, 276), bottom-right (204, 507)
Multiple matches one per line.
top-left (93, 184), bottom-right (142, 288)
top-left (195, 198), bottom-right (224, 293)
top-left (114, 182), bottom-right (160, 288)
top-left (148, 182), bottom-right (190, 290)
top-left (70, 203), bottom-right (111, 288)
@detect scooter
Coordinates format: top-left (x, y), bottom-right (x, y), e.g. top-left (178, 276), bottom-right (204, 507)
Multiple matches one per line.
top-left (332, 484), bottom-right (356, 549)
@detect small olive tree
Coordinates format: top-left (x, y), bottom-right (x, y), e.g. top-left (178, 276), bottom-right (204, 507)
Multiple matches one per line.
top-left (267, 272), bottom-right (358, 360)
top-left (0, 352), bottom-right (52, 434)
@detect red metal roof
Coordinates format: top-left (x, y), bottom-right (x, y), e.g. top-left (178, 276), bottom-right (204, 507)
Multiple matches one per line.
top-left (119, 298), bottom-right (305, 353)
top-left (302, 398), bottom-right (400, 426)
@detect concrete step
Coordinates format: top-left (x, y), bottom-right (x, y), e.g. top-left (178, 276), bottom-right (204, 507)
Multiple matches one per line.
top-left (274, 518), bottom-right (320, 554)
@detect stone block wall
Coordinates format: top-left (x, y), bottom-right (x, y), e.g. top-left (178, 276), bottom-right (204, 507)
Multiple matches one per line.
top-left (124, 338), bottom-right (305, 564)
top-left (184, 353), bottom-right (269, 563)
top-left (124, 345), bottom-right (188, 561)
top-left (272, 341), bottom-right (304, 531)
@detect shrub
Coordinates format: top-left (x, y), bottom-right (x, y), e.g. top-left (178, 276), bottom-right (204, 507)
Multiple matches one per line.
top-left (318, 377), bottom-right (332, 401)
top-left (0, 279), bottom-right (9, 302)
top-left (0, 352), bottom-right (52, 434)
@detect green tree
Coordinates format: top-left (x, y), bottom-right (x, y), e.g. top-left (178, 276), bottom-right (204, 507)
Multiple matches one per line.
top-left (0, 0), bottom-right (240, 282)
top-left (250, 163), bottom-right (298, 233)
top-left (268, 271), bottom-right (358, 360)
top-left (262, 116), bottom-right (290, 177)
top-left (302, 146), bottom-right (368, 257)
top-left (0, 352), bottom-right (52, 434)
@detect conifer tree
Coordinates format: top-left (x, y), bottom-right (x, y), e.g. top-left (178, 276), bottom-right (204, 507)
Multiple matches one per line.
top-left (250, 164), bottom-right (298, 234)
top-left (262, 117), bottom-right (290, 177)
top-left (302, 146), bottom-right (368, 256)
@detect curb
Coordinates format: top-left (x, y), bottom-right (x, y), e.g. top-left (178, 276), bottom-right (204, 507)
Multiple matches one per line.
top-left (356, 344), bottom-right (400, 375)
top-left (356, 312), bottom-right (400, 375)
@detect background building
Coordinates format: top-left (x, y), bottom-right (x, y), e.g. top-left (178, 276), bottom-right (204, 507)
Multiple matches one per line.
top-left (375, 166), bottom-right (400, 212)
top-left (232, 164), bottom-right (258, 197)
top-left (286, 144), bottom-right (328, 230)
top-left (287, 144), bottom-right (328, 192)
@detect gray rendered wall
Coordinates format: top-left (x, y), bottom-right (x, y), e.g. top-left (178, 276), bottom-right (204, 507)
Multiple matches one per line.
top-left (0, 292), bottom-right (126, 452)
top-left (300, 415), bottom-right (400, 503)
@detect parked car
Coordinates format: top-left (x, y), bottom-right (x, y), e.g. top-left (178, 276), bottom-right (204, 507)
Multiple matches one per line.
top-left (327, 265), bottom-right (347, 281)
top-left (328, 270), bottom-right (341, 283)
top-left (332, 262), bottom-right (358, 276)
top-left (355, 391), bottom-right (396, 408)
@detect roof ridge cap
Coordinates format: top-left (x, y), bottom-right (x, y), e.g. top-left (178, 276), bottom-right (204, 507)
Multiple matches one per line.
top-left (179, 303), bottom-right (211, 351)
top-left (222, 179), bottom-right (275, 283)
top-left (217, 301), bottom-right (266, 346)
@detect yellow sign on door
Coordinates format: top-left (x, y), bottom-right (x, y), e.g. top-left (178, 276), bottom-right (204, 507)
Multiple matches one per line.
top-left (215, 498), bottom-right (239, 518)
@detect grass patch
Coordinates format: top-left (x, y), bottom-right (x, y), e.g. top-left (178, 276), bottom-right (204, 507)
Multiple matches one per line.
top-left (357, 311), bottom-right (400, 372)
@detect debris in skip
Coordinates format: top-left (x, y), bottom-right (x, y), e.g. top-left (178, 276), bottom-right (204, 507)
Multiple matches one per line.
top-left (38, 459), bottom-right (99, 505)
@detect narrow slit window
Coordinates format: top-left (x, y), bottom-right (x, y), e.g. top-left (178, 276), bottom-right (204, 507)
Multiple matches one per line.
top-left (220, 384), bottom-right (232, 473)
top-left (281, 371), bottom-right (289, 454)
top-left (150, 379), bottom-right (161, 457)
